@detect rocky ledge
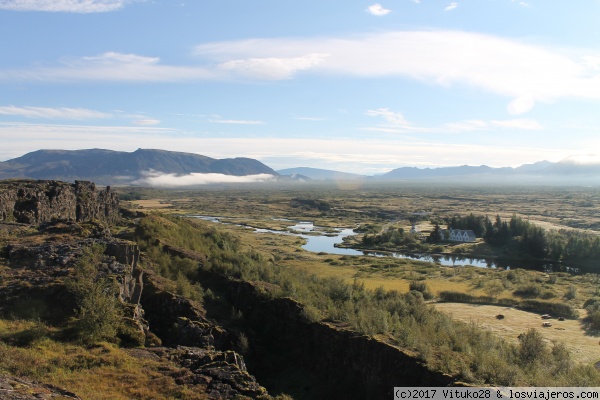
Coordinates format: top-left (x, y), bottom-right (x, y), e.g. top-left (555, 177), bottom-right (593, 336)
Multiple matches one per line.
top-left (0, 180), bottom-right (119, 225)
top-left (0, 375), bottom-right (81, 400)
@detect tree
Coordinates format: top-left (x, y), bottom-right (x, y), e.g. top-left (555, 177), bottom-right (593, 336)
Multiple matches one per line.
top-left (429, 223), bottom-right (443, 243)
top-left (518, 328), bottom-right (547, 366)
top-left (67, 244), bottom-right (123, 343)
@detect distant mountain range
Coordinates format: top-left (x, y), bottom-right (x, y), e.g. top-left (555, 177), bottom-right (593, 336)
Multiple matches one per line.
top-left (279, 159), bottom-right (600, 183)
top-left (0, 149), bottom-right (278, 185)
top-left (0, 149), bottom-right (599, 186)
top-left (276, 167), bottom-right (366, 181)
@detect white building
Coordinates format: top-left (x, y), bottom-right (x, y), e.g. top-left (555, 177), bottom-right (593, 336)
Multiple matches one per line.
top-left (441, 228), bottom-right (476, 242)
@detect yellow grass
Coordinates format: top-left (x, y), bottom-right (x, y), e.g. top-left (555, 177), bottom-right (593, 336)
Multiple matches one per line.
top-left (129, 199), bottom-right (173, 209)
top-left (433, 303), bottom-right (600, 367)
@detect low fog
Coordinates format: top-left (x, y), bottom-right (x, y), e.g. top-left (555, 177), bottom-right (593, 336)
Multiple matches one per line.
top-left (134, 170), bottom-right (276, 187)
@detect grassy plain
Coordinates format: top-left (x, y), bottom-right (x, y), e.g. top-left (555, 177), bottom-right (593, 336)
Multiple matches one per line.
top-left (434, 303), bottom-right (599, 366)
top-left (119, 183), bottom-right (600, 368)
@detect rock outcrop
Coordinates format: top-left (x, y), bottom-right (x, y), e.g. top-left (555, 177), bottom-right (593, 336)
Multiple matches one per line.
top-left (0, 375), bottom-right (82, 400)
top-left (145, 347), bottom-right (270, 399)
top-left (1, 237), bottom-right (145, 329)
top-left (0, 180), bottom-right (119, 225)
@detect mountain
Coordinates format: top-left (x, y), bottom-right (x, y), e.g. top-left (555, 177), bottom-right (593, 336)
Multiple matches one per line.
top-left (277, 167), bottom-right (366, 180)
top-left (543, 155), bottom-right (600, 175)
top-left (378, 157), bottom-right (600, 184)
top-left (513, 160), bottom-right (553, 173)
top-left (380, 165), bottom-right (513, 180)
top-left (0, 149), bottom-right (278, 185)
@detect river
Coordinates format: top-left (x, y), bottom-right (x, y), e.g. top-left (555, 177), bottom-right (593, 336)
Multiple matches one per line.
top-left (191, 216), bottom-right (568, 272)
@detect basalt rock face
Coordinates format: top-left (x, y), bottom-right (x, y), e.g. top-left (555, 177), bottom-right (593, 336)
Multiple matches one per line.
top-left (1, 237), bottom-right (145, 327)
top-left (224, 278), bottom-right (457, 400)
top-left (139, 270), bottom-right (231, 351)
top-left (0, 180), bottom-right (119, 225)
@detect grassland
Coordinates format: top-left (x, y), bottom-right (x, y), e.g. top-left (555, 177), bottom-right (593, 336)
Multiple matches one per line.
top-left (117, 183), bottom-right (600, 372)
top-left (0, 320), bottom-right (209, 400)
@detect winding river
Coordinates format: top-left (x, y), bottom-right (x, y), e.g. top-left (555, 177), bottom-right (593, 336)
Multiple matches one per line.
top-left (191, 216), bottom-right (567, 272)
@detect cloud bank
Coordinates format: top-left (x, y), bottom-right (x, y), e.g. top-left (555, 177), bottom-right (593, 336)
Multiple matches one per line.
top-left (0, 0), bottom-right (139, 13)
top-left (134, 170), bottom-right (276, 187)
top-left (193, 31), bottom-right (600, 113)
top-left (0, 105), bottom-right (112, 119)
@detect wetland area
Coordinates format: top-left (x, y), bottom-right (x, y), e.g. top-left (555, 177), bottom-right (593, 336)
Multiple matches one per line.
top-left (123, 183), bottom-right (600, 379)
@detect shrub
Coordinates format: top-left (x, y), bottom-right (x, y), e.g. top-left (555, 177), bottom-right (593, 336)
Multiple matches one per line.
top-left (564, 285), bottom-right (577, 300)
top-left (409, 281), bottom-right (434, 300)
top-left (518, 328), bottom-right (547, 366)
top-left (519, 300), bottom-right (579, 319)
top-left (513, 283), bottom-right (541, 298)
top-left (67, 244), bottom-right (123, 344)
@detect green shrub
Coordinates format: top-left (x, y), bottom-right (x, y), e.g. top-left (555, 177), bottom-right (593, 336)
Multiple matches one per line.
top-left (67, 244), bottom-right (123, 344)
top-left (409, 281), bottom-right (434, 300)
top-left (513, 283), bottom-right (541, 298)
top-left (518, 328), bottom-right (547, 366)
top-left (564, 285), bottom-right (577, 300)
top-left (518, 300), bottom-right (579, 319)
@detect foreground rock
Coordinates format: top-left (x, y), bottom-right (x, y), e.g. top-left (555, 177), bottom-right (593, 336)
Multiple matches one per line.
top-left (0, 180), bottom-right (119, 225)
top-left (0, 375), bottom-right (81, 400)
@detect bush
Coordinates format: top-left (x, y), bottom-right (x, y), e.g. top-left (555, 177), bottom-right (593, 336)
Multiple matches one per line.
top-left (409, 281), bottom-right (434, 300)
top-left (564, 285), bottom-right (577, 300)
top-left (67, 244), bottom-right (123, 344)
top-left (513, 283), bottom-right (541, 298)
top-left (518, 300), bottom-right (579, 319)
top-left (438, 291), bottom-right (496, 305)
top-left (518, 328), bottom-right (547, 366)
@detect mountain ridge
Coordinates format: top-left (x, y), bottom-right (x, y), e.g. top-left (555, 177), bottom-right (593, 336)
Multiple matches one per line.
top-left (2, 149), bottom-right (600, 186)
top-left (0, 148), bottom-right (278, 185)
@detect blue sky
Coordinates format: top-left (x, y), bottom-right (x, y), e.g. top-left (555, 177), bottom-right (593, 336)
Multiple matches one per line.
top-left (1, 0), bottom-right (600, 174)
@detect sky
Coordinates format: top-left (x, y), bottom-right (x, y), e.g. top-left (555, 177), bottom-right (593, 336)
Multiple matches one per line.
top-left (1, 0), bottom-right (600, 175)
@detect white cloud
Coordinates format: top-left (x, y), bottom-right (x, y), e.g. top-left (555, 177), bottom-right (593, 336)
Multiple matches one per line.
top-left (132, 118), bottom-right (161, 126)
top-left (194, 31), bottom-right (600, 113)
top-left (0, 0), bottom-right (140, 13)
top-left (445, 2), bottom-right (458, 11)
top-left (208, 119), bottom-right (265, 125)
top-left (0, 105), bottom-right (112, 119)
top-left (134, 170), bottom-right (276, 187)
top-left (491, 118), bottom-right (542, 130)
top-left (365, 109), bottom-right (542, 133)
top-left (366, 4), bottom-right (391, 16)
top-left (5, 31), bottom-right (600, 114)
top-left (366, 108), bottom-right (410, 126)
top-left (0, 52), bottom-right (216, 82)
top-left (442, 120), bottom-right (488, 132)
top-left (557, 154), bottom-right (600, 165)
top-left (294, 116), bottom-right (325, 121)
top-left (507, 95), bottom-right (535, 115)
top-left (218, 53), bottom-right (328, 80)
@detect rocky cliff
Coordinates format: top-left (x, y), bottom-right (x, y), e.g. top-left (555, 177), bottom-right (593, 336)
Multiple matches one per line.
top-left (0, 180), bottom-right (119, 225)
top-left (224, 278), bottom-right (457, 399)
top-left (159, 244), bottom-right (459, 399)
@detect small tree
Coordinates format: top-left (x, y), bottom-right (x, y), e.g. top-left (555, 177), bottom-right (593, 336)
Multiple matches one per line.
top-left (67, 244), bottom-right (123, 343)
top-left (518, 328), bottom-right (547, 366)
top-left (429, 223), bottom-right (443, 243)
